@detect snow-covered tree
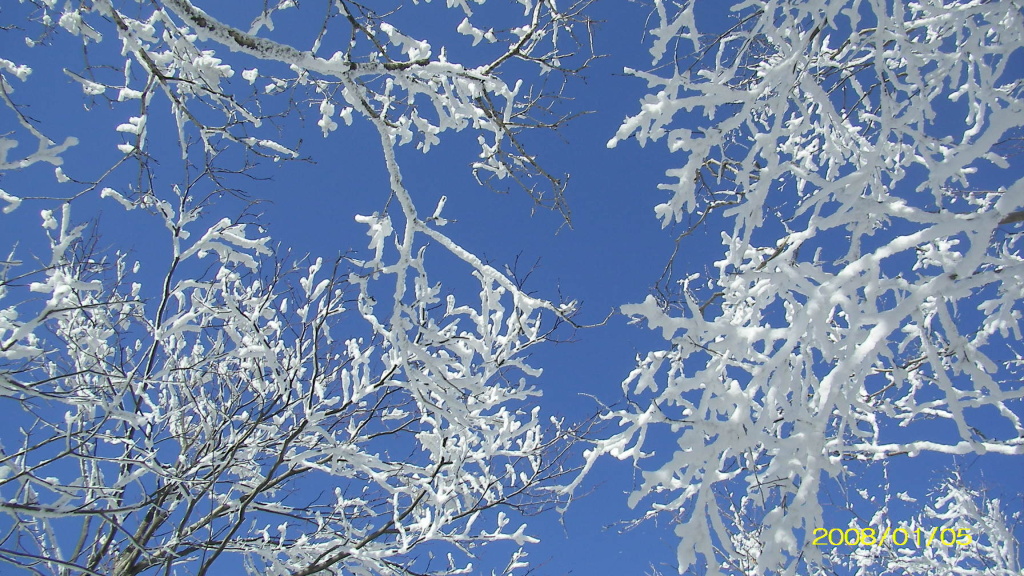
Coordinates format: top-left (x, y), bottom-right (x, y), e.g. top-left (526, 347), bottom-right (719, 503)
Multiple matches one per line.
top-left (0, 1), bottom-right (591, 574)
top-left (577, 0), bottom-right (1024, 573)
top-left (5, 0), bottom-right (1023, 574)
top-left (824, 472), bottom-right (1022, 576)
top-left (641, 472), bottom-right (1023, 576)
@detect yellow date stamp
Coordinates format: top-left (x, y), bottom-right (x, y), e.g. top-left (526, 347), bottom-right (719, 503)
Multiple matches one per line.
top-left (812, 527), bottom-right (972, 547)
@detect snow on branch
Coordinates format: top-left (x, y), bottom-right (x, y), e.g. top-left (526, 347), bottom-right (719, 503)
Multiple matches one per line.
top-left (0, 2), bottom-right (592, 574)
top-left (28, 0), bottom-right (593, 220)
top-left (0, 179), bottom-right (580, 575)
top-left (590, 0), bottom-right (1024, 573)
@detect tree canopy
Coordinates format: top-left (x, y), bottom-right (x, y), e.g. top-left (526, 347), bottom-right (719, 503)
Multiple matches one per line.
top-left (1, 1), bottom-right (1022, 575)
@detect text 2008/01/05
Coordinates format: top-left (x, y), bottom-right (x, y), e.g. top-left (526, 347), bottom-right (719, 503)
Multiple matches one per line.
top-left (812, 527), bottom-right (972, 547)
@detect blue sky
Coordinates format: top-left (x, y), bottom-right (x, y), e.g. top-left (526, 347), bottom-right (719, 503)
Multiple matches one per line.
top-left (1, 0), bottom-right (1022, 574)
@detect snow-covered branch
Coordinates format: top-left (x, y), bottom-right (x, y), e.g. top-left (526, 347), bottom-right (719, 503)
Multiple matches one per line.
top-left (0, 2), bottom-right (591, 574)
top-left (0, 183), bottom-right (578, 575)
top-left (24, 0), bottom-right (591, 220)
top-left (590, 0), bottom-right (1024, 573)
